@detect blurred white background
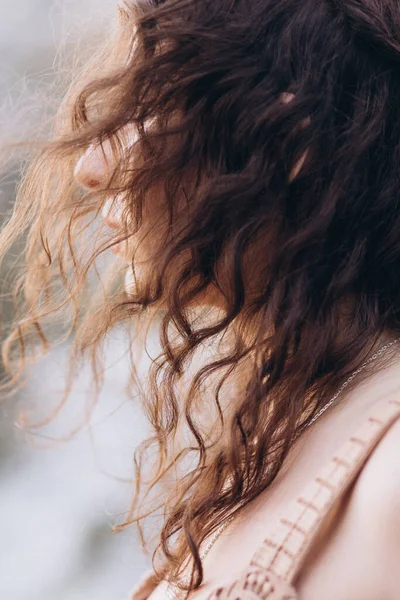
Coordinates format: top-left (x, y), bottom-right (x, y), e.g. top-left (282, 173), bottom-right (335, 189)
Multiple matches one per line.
top-left (0, 1), bottom-right (153, 599)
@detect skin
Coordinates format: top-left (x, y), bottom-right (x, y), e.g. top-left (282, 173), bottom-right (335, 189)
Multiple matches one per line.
top-left (74, 91), bottom-right (306, 313)
top-left (74, 140), bottom-right (400, 600)
top-left (74, 133), bottom-right (231, 311)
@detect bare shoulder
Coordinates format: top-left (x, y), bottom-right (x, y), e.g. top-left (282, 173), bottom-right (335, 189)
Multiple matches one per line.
top-left (353, 413), bottom-right (400, 535)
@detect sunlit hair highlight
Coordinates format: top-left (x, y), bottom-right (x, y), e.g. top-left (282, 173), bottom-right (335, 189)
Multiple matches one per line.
top-left (3, 0), bottom-right (400, 592)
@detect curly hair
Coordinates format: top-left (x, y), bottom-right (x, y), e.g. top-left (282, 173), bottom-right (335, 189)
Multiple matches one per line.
top-left (2, 0), bottom-right (400, 591)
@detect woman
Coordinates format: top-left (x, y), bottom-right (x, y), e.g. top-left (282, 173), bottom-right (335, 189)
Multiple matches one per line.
top-left (3, 0), bottom-right (400, 598)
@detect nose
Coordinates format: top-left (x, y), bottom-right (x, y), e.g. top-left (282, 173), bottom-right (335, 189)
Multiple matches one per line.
top-left (74, 139), bottom-right (116, 191)
top-left (74, 138), bottom-right (128, 232)
top-left (74, 125), bottom-right (140, 191)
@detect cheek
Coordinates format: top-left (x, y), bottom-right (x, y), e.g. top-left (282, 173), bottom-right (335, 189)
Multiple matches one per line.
top-left (121, 179), bottom-right (229, 308)
top-left (123, 242), bottom-right (225, 311)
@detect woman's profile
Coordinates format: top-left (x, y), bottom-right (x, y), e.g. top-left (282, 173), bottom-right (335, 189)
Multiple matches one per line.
top-left (2, 0), bottom-right (400, 598)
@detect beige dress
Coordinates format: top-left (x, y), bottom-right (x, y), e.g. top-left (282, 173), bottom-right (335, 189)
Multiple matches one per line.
top-left (129, 395), bottom-right (400, 599)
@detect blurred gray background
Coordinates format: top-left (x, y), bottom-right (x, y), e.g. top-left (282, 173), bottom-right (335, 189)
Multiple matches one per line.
top-left (0, 2), bottom-right (153, 599)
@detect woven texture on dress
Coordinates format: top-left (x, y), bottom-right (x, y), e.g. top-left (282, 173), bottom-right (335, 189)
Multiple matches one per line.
top-left (205, 568), bottom-right (297, 600)
top-left (129, 396), bottom-right (400, 600)
top-left (249, 397), bottom-right (400, 586)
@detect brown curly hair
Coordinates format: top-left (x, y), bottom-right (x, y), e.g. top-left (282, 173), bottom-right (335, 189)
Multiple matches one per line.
top-left (2, 0), bottom-right (400, 592)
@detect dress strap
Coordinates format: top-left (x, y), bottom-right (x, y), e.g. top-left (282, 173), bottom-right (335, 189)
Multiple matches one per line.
top-left (249, 395), bottom-right (400, 584)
